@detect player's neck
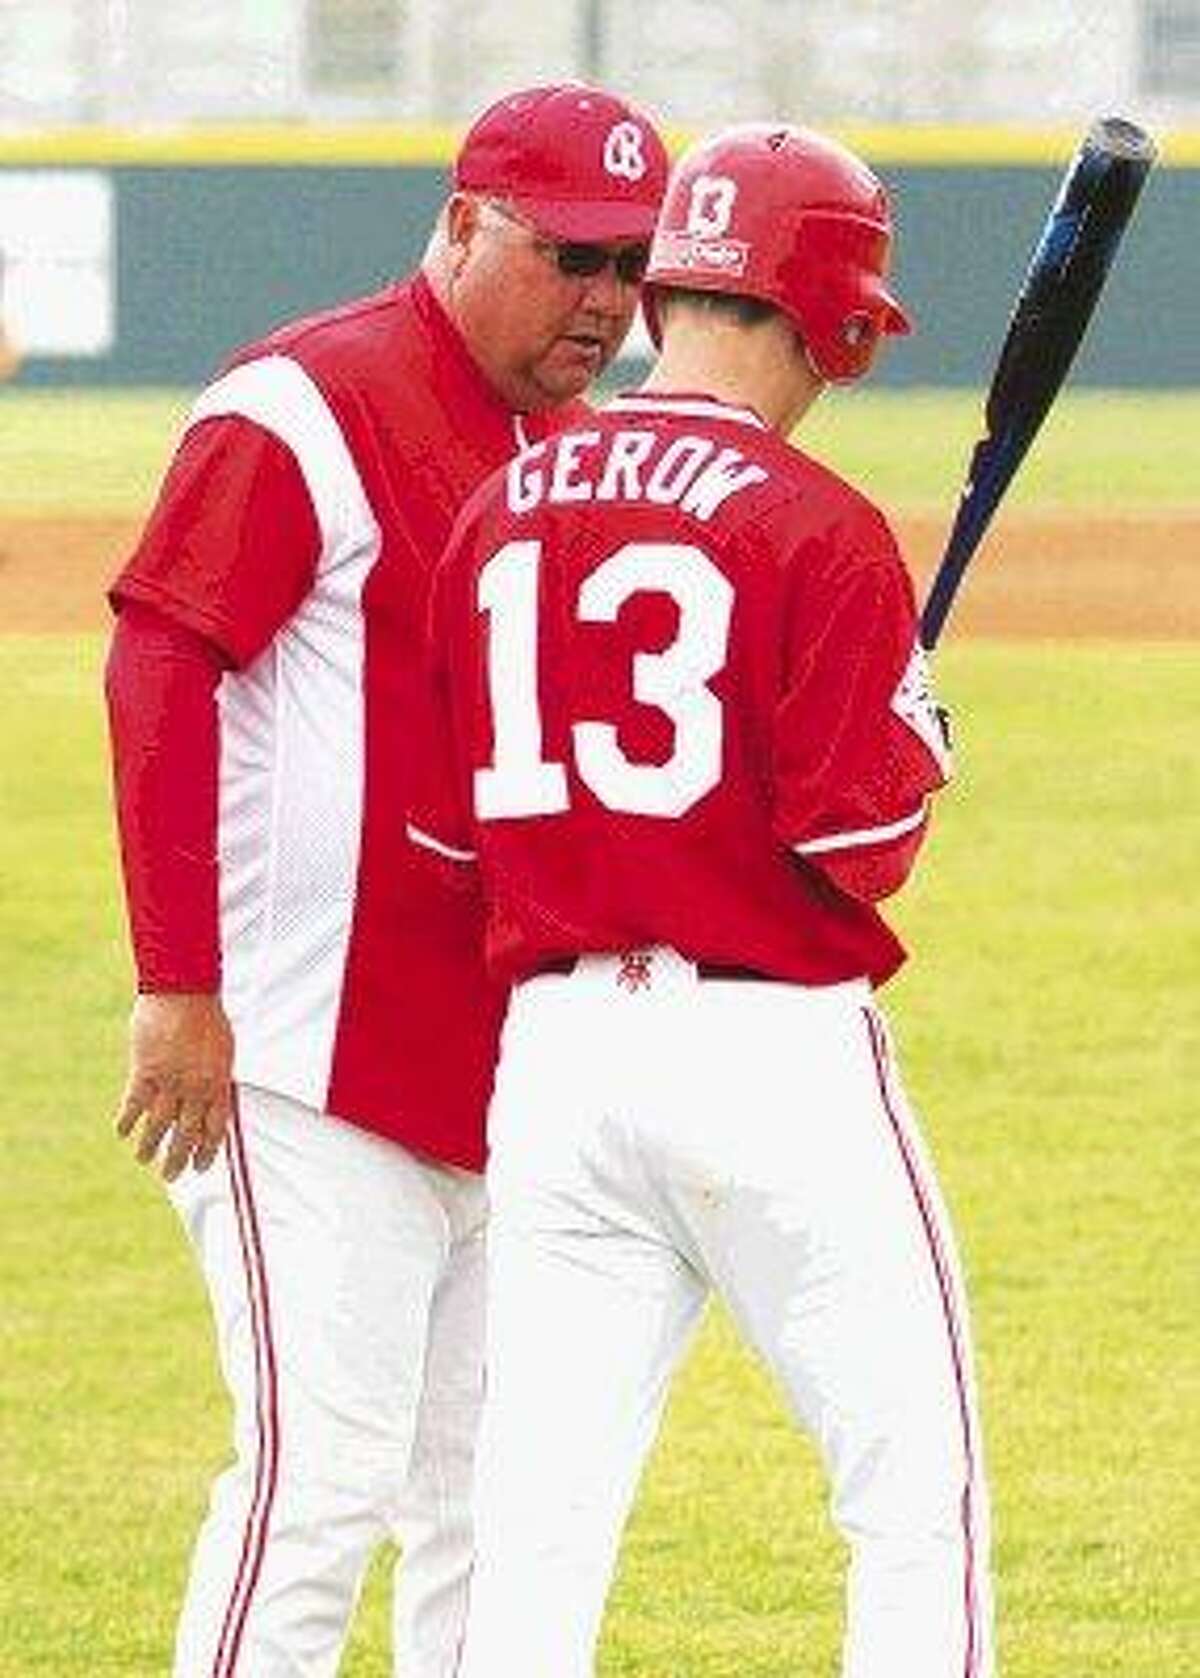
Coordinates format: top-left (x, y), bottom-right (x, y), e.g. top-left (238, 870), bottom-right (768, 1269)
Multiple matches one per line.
top-left (641, 318), bottom-right (824, 435)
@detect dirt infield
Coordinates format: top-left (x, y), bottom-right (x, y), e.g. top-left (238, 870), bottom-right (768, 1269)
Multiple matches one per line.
top-left (2, 512), bottom-right (1198, 637)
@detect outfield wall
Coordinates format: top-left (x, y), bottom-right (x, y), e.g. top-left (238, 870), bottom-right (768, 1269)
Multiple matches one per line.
top-left (1, 126), bottom-right (1195, 389)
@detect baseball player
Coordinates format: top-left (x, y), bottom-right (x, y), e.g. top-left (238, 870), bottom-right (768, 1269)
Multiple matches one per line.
top-left (104, 83), bottom-right (667, 1676)
top-left (406, 124), bottom-right (994, 1677)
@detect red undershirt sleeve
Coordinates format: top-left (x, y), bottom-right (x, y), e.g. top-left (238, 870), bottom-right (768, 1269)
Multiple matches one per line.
top-left (105, 601), bottom-right (227, 992)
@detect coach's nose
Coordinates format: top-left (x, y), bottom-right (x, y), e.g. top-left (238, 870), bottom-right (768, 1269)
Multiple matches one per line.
top-left (580, 257), bottom-right (634, 318)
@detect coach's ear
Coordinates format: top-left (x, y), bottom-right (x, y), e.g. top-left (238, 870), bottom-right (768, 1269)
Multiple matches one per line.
top-left (446, 193), bottom-right (485, 279)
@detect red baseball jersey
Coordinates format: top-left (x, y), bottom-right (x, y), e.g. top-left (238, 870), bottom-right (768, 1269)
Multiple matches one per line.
top-left (109, 273), bottom-right (587, 1168)
top-left (408, 391), bottom-right (951, 988)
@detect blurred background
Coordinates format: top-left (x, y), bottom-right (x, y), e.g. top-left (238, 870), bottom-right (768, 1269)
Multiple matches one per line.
top-left (0, 0), bottom-right (1196, 390)
top-left (1, 0), bottom-right (1197, 127)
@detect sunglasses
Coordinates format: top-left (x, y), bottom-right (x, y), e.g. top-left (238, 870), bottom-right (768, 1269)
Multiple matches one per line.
top-left (484, 201), bottom-right (650, 285)
top-left (551, 240), bottom-right (651, 284)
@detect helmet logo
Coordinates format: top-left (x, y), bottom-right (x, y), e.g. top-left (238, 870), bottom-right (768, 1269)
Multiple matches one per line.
top-left (686, 175), bottom-right (738, 238)
top-left (604, 122), bottom-right (649, 182)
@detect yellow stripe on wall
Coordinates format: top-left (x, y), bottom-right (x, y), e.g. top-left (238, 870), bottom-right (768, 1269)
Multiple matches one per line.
top-left (0, 124), bottom-right (463, 167)
top-left (842, 123), bottom-right (1198, 166)
top-left (0, 122), bottom-right (1195, 168)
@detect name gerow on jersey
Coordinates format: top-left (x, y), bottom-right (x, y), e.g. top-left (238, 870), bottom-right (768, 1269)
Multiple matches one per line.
top-left (507, 426), bottom-right (769, 520)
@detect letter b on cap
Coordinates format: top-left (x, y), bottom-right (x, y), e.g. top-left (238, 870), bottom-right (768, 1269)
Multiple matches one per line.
top-left (604, 122), bottom-right (649, 181)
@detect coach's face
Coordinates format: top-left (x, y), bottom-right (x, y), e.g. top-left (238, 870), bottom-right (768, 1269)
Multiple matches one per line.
top-left (446, 194), bottom-right (645, 410)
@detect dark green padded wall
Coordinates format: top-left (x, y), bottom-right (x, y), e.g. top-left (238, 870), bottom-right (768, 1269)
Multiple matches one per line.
top-left (7, 161), bottom-right (1194, 387)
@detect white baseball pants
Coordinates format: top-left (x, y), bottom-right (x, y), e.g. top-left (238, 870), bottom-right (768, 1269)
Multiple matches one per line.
top-left (458, 951), bottom-right (993, 1678)
top-left (166, 1085), bottom-right (487, 1677)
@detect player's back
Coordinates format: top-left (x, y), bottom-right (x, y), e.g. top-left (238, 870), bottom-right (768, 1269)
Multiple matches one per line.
top-left (428, 391), bottom-right (946, 991)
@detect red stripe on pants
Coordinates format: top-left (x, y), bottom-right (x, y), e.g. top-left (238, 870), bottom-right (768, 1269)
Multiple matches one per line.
top-left (211, 1095), bottom-right (282, 1677)
top-left (863, 1008), bottom-right (984, 1678)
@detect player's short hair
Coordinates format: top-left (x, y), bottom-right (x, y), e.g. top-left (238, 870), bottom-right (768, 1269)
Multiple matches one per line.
top-left (654, 287), bottom-right (780, 330)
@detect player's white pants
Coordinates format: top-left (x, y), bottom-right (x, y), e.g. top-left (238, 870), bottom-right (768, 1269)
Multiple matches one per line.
top-left (458, 951), bottom-right (994, 1678)
top-left (167, 1085), bottom-right (486, 1678)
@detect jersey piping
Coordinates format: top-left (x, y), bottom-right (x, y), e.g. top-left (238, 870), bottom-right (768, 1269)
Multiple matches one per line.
top-left (605, 393), bottom-right (768, 429)
top-left (793, 801), bottom-right (929, 856)
top-left (407, 822), bottom-right (478, 864)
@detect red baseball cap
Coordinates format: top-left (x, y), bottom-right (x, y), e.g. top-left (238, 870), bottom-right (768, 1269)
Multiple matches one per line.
top-left (454, 82), bottom-right (668, 243)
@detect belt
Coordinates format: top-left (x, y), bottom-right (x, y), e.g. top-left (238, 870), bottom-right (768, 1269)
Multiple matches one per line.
top-left (533, 953), bottom-right (778, 984)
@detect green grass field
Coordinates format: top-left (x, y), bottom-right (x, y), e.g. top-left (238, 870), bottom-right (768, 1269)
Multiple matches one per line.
top-left (3, 385), bottom-right (1199, 514)
top-left (2, 391), bottom-right (1198, 1675)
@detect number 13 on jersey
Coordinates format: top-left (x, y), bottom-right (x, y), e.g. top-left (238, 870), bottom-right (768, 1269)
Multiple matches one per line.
top-left (474, 539), bottom-right (734, 822)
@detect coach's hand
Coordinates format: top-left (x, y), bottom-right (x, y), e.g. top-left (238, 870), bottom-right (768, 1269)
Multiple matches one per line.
top-left (116, 993), bottom-right (234, 1182)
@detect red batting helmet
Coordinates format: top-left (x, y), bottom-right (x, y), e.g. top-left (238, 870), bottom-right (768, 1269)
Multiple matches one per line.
top-left (644, 123), bottom-right (911, 381)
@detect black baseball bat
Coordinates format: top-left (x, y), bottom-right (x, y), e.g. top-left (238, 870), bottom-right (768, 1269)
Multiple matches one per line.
top-left (919, 116), bottom-right (1158, 650)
